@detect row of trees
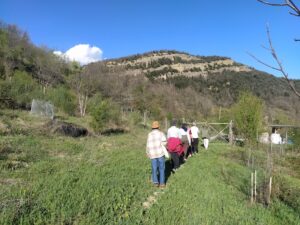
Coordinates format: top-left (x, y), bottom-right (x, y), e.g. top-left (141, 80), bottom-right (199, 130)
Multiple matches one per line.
top-left (1, 20), bottom-right (298, 134)
top-left (0, 22), bottom-right (212, 132)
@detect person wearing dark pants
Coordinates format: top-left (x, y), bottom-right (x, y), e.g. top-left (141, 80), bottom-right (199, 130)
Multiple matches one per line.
top-left (191, 137), bottom-right (199, 154)
top-left (167, 120), bottom-right (183, 171)
top-left (170, 152), bottom-right (180, 171)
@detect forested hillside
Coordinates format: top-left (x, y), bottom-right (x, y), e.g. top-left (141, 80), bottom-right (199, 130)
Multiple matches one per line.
top-left (1, 22), bottom-right (300, 225)
top-left (1, 22), bottom-right (299, 125)
top-left (103, 50), bottom-right (300, 120)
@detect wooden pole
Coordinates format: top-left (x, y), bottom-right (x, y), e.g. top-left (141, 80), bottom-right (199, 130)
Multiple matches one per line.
top-left (270, 142), bottom-right (273, 173)
top-left (251, 172), bottom-right (254, 204)
top-left (254, 170), bottom-right (257, 202)
top-left (143, 111), bottom-right (147, 128)
top-left (268, 176), bottom-right (272, 205)
top-left (285, 130), bottom-right (288, 154)
top-left (165, 118), bottom-right (168, 133)
top-left (229, 120), bottom-right (233, 145)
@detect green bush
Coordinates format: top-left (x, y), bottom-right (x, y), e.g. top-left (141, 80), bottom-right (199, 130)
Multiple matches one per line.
top-left (232, 92), bottom-right (264, 143)
top-left (0, 79), bottom-right (12, 107)
top-left (0, 71), bottom-right (42, 108)
top-left (289, 128), bottom-right (300, 149)
top-left (47, 86), bottom-right (76, 115)
top-left (10, 70), bottom-right (42, 105)
top-left (89, 94), bottom-right (121, 132)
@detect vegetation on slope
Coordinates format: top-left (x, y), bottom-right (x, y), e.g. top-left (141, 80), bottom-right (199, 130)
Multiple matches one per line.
top-left (0, 110), bottom-right (300, 224)
top-left (1, 21), bottom-right (300, 125)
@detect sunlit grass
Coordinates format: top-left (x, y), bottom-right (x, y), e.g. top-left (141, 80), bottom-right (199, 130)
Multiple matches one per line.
top-left (0, 110), bottom-right (300, 224)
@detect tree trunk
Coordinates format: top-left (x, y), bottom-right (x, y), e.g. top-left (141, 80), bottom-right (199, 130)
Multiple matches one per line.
top-left (78, 94), bottom-right (88, 117)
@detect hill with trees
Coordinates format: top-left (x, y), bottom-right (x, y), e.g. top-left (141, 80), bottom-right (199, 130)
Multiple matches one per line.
top-left (1, 22), bottom-right (299, 127)
top-left (102, 50), bottom-right (300, 123)
top-left (1, 22), bottom-right (300, 224)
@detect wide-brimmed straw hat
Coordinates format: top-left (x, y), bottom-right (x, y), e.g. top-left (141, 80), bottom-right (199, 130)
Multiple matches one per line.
top-left (152, 121), bottom-right (160, 129)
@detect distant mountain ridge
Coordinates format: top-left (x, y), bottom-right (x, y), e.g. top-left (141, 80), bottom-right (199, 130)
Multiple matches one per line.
top-left (101, 50), bottom-right (300, 120)
top-left (105, 50), bottom-right (252, 79)
top-left (1, 18), bottom-right (299, 121)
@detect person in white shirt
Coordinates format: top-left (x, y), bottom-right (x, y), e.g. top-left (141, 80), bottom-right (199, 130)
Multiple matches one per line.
top-left (179, 123), bottom-right (190, 160)
top-left (190, 122), bottom-right (199, 154)
top-left (167, 120), bottom-right (182, 171)
top-left (167, 120), bottom-right (182, 139)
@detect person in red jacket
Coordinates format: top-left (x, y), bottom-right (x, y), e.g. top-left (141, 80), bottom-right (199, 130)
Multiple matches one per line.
top-left (167, 120), bottom-right (183, 172)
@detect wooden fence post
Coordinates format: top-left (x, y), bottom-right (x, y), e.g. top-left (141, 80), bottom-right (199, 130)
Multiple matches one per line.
top-left (165, 118), bottom-right (168, 133)
top-left (143, 111), bottom-right (147, 128)
top-left (254, 170), bottom-right (257, 202)
top-left (267, 176), bottom-right (272, 205)
top-left (251, 172), bottom-right (254, 204)
top-left (229, 120), bottom-right (233, 145)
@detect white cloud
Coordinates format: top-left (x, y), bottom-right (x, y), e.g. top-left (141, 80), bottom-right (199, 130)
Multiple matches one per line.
top-left (53, 51), bottom-right (63, 56)
top-left (54, 44), bottom-right (103, 65)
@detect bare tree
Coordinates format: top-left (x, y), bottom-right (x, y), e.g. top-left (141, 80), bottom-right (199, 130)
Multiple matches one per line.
top-left (257, 0), bottom-right (300, 17)
top-left (248, 26), bottom-right (300, 98)
top-left (251, 0), bottom-right (300, 98)
top-left (71, 64), bottom-right (100, 117)
top-left (257, 0), bottom-right (300, 41)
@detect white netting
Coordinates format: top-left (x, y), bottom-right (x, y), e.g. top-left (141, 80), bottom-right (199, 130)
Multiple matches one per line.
top-left (30, 99), bottom-right (54, 119)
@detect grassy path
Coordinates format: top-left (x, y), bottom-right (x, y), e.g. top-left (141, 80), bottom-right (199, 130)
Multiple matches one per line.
top-left (141, 144), bottom-right (300, 225)
top-left (1, 124), bottom-right (300, 224)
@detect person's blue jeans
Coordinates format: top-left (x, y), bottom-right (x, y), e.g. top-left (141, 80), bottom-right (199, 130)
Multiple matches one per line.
top-left (151, 156), bottom-right (165, 185)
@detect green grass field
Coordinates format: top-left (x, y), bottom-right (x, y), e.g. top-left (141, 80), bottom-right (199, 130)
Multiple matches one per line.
top-left (0, 110), bottom-right (300, 224)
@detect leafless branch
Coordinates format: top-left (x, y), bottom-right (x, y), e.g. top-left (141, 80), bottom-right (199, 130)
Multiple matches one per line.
top-left (249, 26), bottom-right (300, 98)
top-left (265, 26), bottom-right (300, 97)
top-left (261, 44), bottom-right (272, 52)
top-left (247, 52), bottom-right (281, 71)
top-left (257, 0), bottom-right (300, 16)
top-left (257, 0), bottom-right (288, 7)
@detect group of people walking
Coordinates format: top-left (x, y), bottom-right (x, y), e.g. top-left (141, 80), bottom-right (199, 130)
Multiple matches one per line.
top-left (146, 120), bottom-right (209, 189)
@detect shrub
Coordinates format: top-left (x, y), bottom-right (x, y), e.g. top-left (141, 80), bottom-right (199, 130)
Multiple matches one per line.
top-left (289, 128), bottom-right (300, 149)
top-left (47, 86), bottom-right (76, 115)
top-left (232, 92), bottom-right (264, 143)
top-left (89, 94), bottom-right (121, 132)
top-left (0, 79), bottom-right (12, 108)
top-left (0, 71), bottom-right (42, 109)
top-left (11, 71), bottom-right (42, 104)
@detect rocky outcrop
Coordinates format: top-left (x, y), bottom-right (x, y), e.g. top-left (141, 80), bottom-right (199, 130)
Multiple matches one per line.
top-left (106, 51), bottom-right (251, 79)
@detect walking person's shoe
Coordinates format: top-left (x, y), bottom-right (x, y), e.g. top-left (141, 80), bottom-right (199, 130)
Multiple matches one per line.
top-left (159, 184), bottom-right (166, 189)
top-left (153, 183), bottom-right (159, 187)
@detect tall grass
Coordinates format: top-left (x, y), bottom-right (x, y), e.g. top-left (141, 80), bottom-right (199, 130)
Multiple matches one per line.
top-left (1, 111), bottom-right (300, 224)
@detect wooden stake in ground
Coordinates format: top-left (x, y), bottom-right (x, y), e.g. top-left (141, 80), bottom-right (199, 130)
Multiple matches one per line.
top-left (254, 170), bottom-right (257, 202)
top-left (267, 176), bottom-right (273, 205)
top-left (251, 172), bottom-right (254, 204)
top-left (143, 111), bottom-right (147, 128)
top-left (229, 120), bottom-right (233, 145)
top-left (165, 118), bottom-right (168, 132)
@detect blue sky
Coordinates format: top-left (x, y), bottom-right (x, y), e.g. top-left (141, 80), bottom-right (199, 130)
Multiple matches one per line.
top-left (1, 0), bottom-right (299, 78)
